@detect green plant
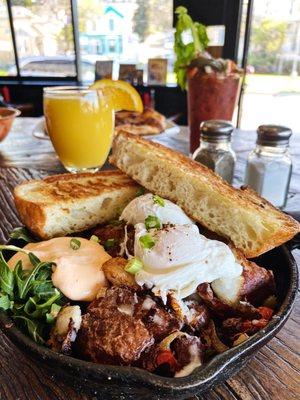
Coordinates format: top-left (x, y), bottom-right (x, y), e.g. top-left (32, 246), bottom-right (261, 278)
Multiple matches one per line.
top-left (0, 244), bottom-right (65, 344)
top-left (174, 6), bottom-right (209, 89)
top-left (249, 19), bottom-right (287, 73)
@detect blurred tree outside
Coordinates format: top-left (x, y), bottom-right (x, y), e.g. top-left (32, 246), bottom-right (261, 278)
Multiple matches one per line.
top-left (11, 0), bottom-right (74, 54)
top-left (248, 19), bottom-right (287, 73)
top-left (133, 0), bottom-right (173, 42)
top-left (133, 0), bottom-right (149, 41)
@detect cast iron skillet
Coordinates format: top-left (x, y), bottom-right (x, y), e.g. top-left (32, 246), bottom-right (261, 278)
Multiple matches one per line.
top-left (0, 222), bottom-right (299, 400)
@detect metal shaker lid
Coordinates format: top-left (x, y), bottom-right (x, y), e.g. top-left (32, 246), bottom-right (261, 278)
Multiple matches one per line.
top-left (257, 125), bottom-right (292, 146)
top-left (200, 120), bottom-right (234, 141)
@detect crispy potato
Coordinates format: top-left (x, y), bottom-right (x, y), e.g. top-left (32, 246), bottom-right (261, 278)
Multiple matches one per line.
top-left (102, 257), bottom-right (139, 288)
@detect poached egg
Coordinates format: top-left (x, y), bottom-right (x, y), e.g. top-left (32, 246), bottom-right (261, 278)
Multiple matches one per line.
top-left (134, 223), bottom-right (242, 302)
top-left (120, 193), bottom-right (192, 225)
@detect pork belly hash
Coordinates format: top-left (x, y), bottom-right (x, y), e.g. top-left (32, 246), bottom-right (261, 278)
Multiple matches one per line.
top-left (0, 193), bottom-right (276, 377)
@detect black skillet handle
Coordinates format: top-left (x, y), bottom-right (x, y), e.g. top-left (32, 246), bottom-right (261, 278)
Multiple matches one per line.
top-left (286, 211), bottom-right (300, 250)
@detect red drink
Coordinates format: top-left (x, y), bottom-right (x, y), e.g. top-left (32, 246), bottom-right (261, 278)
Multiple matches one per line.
top-left (188, 68), bottom-right (241, 154)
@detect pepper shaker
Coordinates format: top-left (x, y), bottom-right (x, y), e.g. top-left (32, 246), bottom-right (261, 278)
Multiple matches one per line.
top-left (244, 125), bottom-right (292, 208)
top-left (192, 120), bottom-right (236, 184)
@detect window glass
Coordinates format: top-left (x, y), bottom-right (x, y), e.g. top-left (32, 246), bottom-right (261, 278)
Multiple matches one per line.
top-left (11, 0), bottom-right (75, 77)
top-left (77, 0), bottom-right (174, 83)
top-left (0, 0), bottom-right (17, 76)
top-left (240, 0), bottom-right (300, 132)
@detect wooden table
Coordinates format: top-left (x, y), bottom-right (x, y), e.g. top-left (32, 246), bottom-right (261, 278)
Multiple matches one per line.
top-left (0, 118), bottom-right (299, 400)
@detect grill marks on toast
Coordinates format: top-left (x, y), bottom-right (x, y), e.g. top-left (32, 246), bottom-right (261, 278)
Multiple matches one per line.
top-left (13, 170), bottom-right (140, 239)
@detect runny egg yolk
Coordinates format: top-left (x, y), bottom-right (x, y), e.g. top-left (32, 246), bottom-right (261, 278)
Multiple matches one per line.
top-left (8, 237), bottom-right (110, 301)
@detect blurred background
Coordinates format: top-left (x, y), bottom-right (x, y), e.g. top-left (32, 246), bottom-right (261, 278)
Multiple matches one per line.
top-left (0, 0), bottom-right (299, 130)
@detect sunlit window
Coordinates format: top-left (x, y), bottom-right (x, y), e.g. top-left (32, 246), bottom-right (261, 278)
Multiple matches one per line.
top-left (0, 0), bottom-right (17, 76)
top-left (10, 0), bottom-right (75, 77)
top-left (240, 0), bottom-right (300, 132)
top-left (77, 0), bottom-right (174, 83)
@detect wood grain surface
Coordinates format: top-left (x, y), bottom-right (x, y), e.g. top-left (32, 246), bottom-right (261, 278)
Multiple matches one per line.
top-left (0, 118), bottom-right (299, 400)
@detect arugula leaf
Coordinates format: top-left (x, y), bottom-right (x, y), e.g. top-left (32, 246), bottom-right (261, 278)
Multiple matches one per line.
top-left (28, 252), bottom-right (41, 267)
top-left (23, 290), bottom-right (61, 319)
top-left (46, 303), bottom-right (61, 324)
top-left (17, 261), bottom-right (54, 300)
top-left (13, 315), bottom-right (45, 344)
top-left (0, 239), bottom-right (66, 344)
top-left (0, 252), bottom-right (14, 297)
top-left (32, 280), bottom-right (57, 298)
top-left (9, 227), bottom-right (36, 243)
top-left (0, 293), bottom-right (13, 311)
top-left (174, 6), bottom-right (209, 89)
top-left (0, 244), bottom-right (28, 254)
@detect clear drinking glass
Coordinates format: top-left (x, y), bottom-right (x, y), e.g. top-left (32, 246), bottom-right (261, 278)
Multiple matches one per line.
top-left (43, 86), bottom-right (114, 173)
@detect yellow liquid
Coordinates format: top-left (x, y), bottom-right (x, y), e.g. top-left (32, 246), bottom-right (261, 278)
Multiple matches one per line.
top-left (44, 92), bottom-right (114, 171)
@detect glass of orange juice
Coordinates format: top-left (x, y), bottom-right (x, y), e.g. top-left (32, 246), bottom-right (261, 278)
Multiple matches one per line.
top-left (43, 86), bottom-right (114, 173)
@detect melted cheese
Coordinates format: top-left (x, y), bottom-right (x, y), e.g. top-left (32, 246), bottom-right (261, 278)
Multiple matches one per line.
top-left (8, 237), bottom-right (110, 301)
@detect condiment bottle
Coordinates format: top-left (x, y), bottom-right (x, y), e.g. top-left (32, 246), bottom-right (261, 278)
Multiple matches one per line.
top-left (192, 120), bottom-right (236, 184)
top-left (244, 125), bottom-right (292, 208)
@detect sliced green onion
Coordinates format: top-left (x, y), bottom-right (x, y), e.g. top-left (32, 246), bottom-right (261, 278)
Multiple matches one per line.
top-left (145, 215), bottom-right (161, 230)
top-left (125, 258), bottom-right (143, 274)
top-left (70, 238), bottom-right (81, 250)
top-left (139, 234), bottom-right (155, 249)
top-left (153, 194), bottom-right (165, 207)
top-left (136, 187), bottom-right (146, 197)
top-left (90, 235), bottom-right (100, 243)
top-left (104, 238), bottom-right (115, 250)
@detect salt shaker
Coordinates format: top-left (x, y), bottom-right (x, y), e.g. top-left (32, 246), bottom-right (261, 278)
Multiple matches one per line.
top-left (244, 125), bottom-right (292, 208)
top-left (192, 120), bottom-right (236, 183)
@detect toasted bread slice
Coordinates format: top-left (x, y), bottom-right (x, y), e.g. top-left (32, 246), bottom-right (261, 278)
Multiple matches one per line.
top-left (14, 170), bottom-right (140, 239)
top-left (110, 131), bottom-right (300, 257)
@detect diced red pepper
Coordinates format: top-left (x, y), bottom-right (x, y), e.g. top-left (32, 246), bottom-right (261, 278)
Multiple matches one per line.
top-left (257, 307), bottom-right (273, 320)
top-left (156, 350), bottom-right (179, 372)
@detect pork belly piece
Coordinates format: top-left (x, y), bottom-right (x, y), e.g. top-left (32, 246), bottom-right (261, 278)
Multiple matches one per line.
top-left (138, 332), bottom-right (203, 377)
top-left (222, 309), bottom-right (273, 339)
top-left (76, 287), bottom-right (153, 365)
top-left (197, 283), bottom-right (260, 319)
top-left (76, 287), bottom-right (181, 365)
top-left (211, 250), bottom-right (275, 307)
top-left (135, 295), bottom-right (182, 342)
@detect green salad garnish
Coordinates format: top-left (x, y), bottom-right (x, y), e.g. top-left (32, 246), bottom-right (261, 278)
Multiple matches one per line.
top-left (9, 227), bottom-right (36, 243)
top-left (0, 245), bottom-right (65, 344)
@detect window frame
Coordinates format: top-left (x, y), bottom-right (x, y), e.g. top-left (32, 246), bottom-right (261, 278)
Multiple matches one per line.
top-left (1, 0), bottom-right (81, 83)
top-left (1, 0), bottom-right (245, 86)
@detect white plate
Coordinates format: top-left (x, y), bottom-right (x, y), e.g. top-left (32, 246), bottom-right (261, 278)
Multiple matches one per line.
top-left (32, 117), bottom-right (180, 140)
